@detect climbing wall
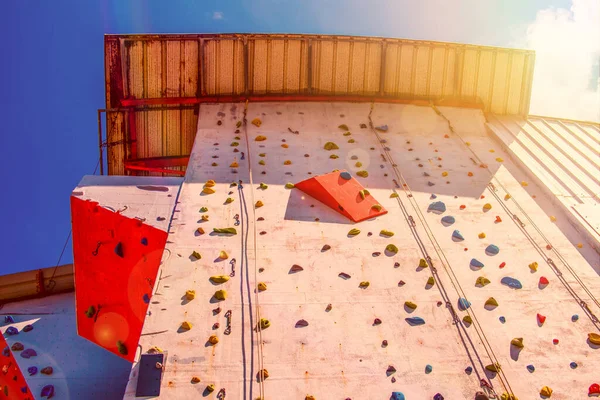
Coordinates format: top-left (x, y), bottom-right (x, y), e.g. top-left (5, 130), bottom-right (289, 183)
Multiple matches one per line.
top-left (0, 329), bottom-right (31, 399)
top-left (126, 102), bottom-right (600, 400)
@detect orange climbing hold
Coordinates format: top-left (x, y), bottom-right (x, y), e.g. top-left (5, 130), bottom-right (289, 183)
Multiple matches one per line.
top-left (467, 172), bottom-right (474, 177)
top-left (495, 216), bottom-right (502, 223)
top-left (460, 205), bottom-right (466, 210)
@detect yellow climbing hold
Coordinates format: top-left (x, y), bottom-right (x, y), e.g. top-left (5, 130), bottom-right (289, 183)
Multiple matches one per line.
top-left (348, 228), bottom-right (361, 236)
top-left (478, 232), bottom-right (486, 239)
top-left (285, 183), bottom-right (295, 189)
top-left (529, 262), bottom-right (538, 272)
top-left (483, 203), bottom-right (492, 210)
top-left (463, 315), bottom-right (472, 324)
top-left (540, 386), bottom-right (553, 397)
top-left (496, 157), bottom-right (504, 162)
top-left (521, 181), bottom-right (528, 186)
top-left (251, 118), bottom-right (262, 127)
top-left (550, 215), bottom-right (556, 222)
top-left (466, 142), bottom-right (471, 146)
top-left (197, 227), bottom-right (205, 235)
top-left (225, 197), bottom-right (234, 204)
top-left (201, 215), bottom-right (209, 221)
top-left (359, 281), bottom-right (370, 288)
top-left (214, 290), bottom-right (227, 301)
top-left (191, 376), bottom-right (201, 383)
top-left (236, 120), bottom-right (242, 128)
top-left (577, 243), bottom-right (583, 248)
top-left (219, 250), bottom-right (229, 259)
top-left (476, 276), bottom-right (491, 286)
top-left (419, 258), bottom-right (428, 268)
top-left (205, 180), bottom-right (216, 187)
top-left (259, 160), bottom-right (266, 165)
top-left (405, 301), bottom-right (417, 310)
top-left (259, 153), bottom-right (266, 157)
top-left (343, 131), bottom-right (351, 136)
top-left (324, 142), bottom-right (339, 150)
top-left (180, 321), bottom-right (193, 330)
top-left (258, 369), bottom-right (269, 381)
top-left (442, 171), bottom-right (448, 177)
top-left (588, 332), bottom-right (600, 345)
top-left (257, 282), bottom-right (267, 291)
top-left (306, 396), bottom-right (316, 400)
top-left (355, 161), bottom-right (362, 167)
top-left (338, 124), bottom-right (349, 131)
top-left (500, 394), bottom-right (518, 400)
top-left (230, 142), bottom-right (239, 147)
top-left (386, 244), bottom-right (399, 254)
top-left (485, 363), bottom-right (500, 372)
top-left (427, 276), bottom-right (435, 285)
top-left (511, 337), bottom-right (524, 348)
top-left (504, 194), bottom-right (511, 200)
top-left (206, 384), bottom-right (215, 393)
top-left (255, 200), bottom-right (264, 208)
top-left (485, 297), bottom-right (499, 307)
top-left (284, 160), bottom-right (292, 165)
top-left (255, 135), bottom-right (267, 141)
top-left (210, 275), bottom-right (230, 284)
top-left (329, 154), bottom-right (339, 159)
top-left (185, 290), bottom-right (196, 300)
top-left (259, 182), bottom-right (268, 190)
top-left (359, 189), bottom-right (370, 199)
top-left (230, 161), bottom-right (239, 168)
top-left (348, 139), bottom-right (355, 143)
top-left (281, 144), bottom-right (289, 148)
top-left (380, 229), bottom-right (394, 237)
top-left (208, 335), bottom-right (219, 345)
top-left (390, 193), bottom-right (399, 198)
top-left (212, 162), bottom-right (218, 166)
top-left (259, 318), bottom-right (270, 330)
top-left (202, 187), bottom-right (215, 194)
top-left (489, 149), bottom-right (495, 153)
top-left (371, 204), bottom-right (382, 211)
top-left (356, 170), bottom-right (368, 178)
top-left (191, 251), bottom-right (201, 260)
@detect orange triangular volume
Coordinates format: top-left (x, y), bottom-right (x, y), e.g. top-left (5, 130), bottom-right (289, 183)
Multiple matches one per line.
top-left (295, 170), bottom-right (387, 222)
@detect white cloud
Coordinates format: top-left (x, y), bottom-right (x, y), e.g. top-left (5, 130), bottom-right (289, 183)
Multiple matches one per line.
top-left (212, 11), bottom-right (224, 20)
top-left (519, 0), bottom-right (600, 122)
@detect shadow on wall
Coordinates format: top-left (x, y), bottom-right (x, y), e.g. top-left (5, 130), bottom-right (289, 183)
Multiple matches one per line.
top-left (283, 188), bottom-right (354, 225)
top-left (0, 293), bottom-right (132, 400)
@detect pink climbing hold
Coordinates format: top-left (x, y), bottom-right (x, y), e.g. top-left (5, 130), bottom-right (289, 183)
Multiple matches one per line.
top-left (537, 313), bottom-right (546, 325)
top-left (539, 276), bottom-right (549, 285)
top-left (499, 262), bottom-right (506, 269)
top-left (589, 383), bottom-right (600, 395)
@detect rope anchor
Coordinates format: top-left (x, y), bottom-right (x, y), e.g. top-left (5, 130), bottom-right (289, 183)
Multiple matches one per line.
top-left (224, 310), bottom-right (232, 335)
top-left (229, 258), bottom-right (236, 277)
top-left (92, 241), bottom-right (103, 256)
top-left (233, 214), bottom-right (240, 226)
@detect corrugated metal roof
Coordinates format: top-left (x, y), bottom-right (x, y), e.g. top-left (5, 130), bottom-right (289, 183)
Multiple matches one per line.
top-left (104, 34), bottom-right (537, 176)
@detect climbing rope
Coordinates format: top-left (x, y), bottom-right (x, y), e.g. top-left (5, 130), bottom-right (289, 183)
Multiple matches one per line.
top-left (431, 104), bottom-right (600, 329)
top-left (241, 100), bottom-right (267, 400)
top-left (368, 103), bottom-right (515, 398)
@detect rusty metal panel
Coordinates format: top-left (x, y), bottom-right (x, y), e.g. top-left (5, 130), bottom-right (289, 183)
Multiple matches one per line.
top-left (106, 112), bottom-right (126, 175)
top-left (313, 40), bottom-right (334, 93)
top-left (285, 39), bottom-right (306, 93)
top-left (460, 48), bottom-right (479, 99)
top-left (204, 39), bottom-right (244, 95)
top-left (182, 41), bottom-right (199, 97)
top-left (364, 42), bottom-right (381, 93)
top-left (475, 50), bottom-right (494, 109)
top-left (334, 41), bottom-right (351, 93)
top-left (428, 46), bottom-right (447, 97)
top-left (165, 41), bottom-right (181, 97)
top-left (506, 52), bottom-right (526, 115)
top-left (126, 40), bottom-right (145, 98)
top-left (413, 45), bottom-right (431, 96)
top-left (249, 39), bottom-right (268, 93)
top-left (490, 51), bottom-right (510, 114)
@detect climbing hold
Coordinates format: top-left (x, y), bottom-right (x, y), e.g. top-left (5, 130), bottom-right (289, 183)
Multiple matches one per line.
top-left (200, 207), bottom-right (208, 212)
top-left (589, 383), bottom-right (600, 395)
top-left (295, 319), bottom-right (309, 328)
top-left (463, 315), bottom-right (472, 324)
top-left (570, 361), bottom-right (577, 369)
top-left (259, 318), bottom-right (270, 330)
top-left (324, 142), bottom-right (339, 150)
top-left (321, 244), bottom-right (331, 251)
top-left (424, 364), bottom-right (433, 374)
top-left (285, 182), bottom-right (295, 189)
top-left (476, 276), bottom-right (491, 286)
top-left (214, 290), bottom-right (227, 301)
top-left (325, 304), bottom-right (333, 311)
top-left (201, 215), bottom-right (209, 222)
top-left (205, 179), bottom-right (216, 187)
top-left (254, 200), bottom-right (265, 209)
top-left (258, 160), bottom-right (266, 165)
top-left (211, 162), bottom-right (218, 166)
top-left (458, 298), bottom-right (471, 310)
top-left (257, 369), bottom-right (269, 382)
top-left (348, 139), bottom-right (356, 143)
top-left (540, 386), bottom-right (552, 397)
top-left (206, 384), bottom-right (215, 393)
top-left (210, 275), bottom-right (230, 284)
top-left (499, 316), bottom-right (506, 323)
top-left (114, 242), bottom-right (124, 258)
top-left (511, 338), bottom-right (524, 348)
top-left (20, 348), bottom-right (37, 359)
top-left (529, 262), bottom-right (538, 272)
top-left (496, 157), bottom-right (504, 162)
top-left (478, 232), bottom-right (486, 239)
top-left (485, 244), bottom-right (500, 255)
top-left (255, 135), bottom-right (267, 141)
top-left (21, 324), bottom-right (32, 333)
top-left (11, 342), bottom-right (24, 351)
top-left (426, 276), bottom-right (435, 286)
top-left (343, 131), bottom-right (352, 136)
top-left (338, 272), bottom-right (351, 279)
top-left (251, 118), bottom-right (262, 127)
top-left (208, 335), bottom-right (219, 345)
top-left (485, 363), bottom-right (500, 372)
top-left (180, 321), bottom-right (193, 330)
top-left (577, 243), bottom-right (583, 248)
top-left (485, 297), bottom-right (499, 307)
top-left (465, 366), bottom-right (473, 374)
top-left (40, 385), bottom-right (55, 399)
top-left (386, 244), bottom-right (399, 254)
top-left (375, 125), bottom-right (388, 132)
top-left (348, 228), bottom-right (361, 236)
top-left (359, 189), bottom-right (370, 199)
top-left (197, 227), bottom-right (205, 235)
top-left (213, 227), bottom-right (237, 235)
top-left (338, 124), bottom-right (349, 131)
top-left (290, 264), bottom-right (304, 273)
top-left (329, 154), bottom-right (339, 159)
top-left (359, 281), bottom-right (370, 288)
top-left (284, 160), bottom-right (292, 165)
top-left (452, 230), bottom-right (464, 241)
top-left (441, 216), bottom-right (455, 225)
top-left (499, 262), bottom-right (506, 268)
top-left (191, 251), bottom-right (201, 260)
top-left (418, 258), bottom-right (428, 268)
top-left (390, 192), bottom-right (399, 198)
top-left (202, 187), bottom-right (215, 194)
top-left (483, 203), bottom-right (492, 211)
top-left (184, 290), bottom-right (196, 301)
top-left (305, 396), bottom-right (316, 400)
top-left (356, 170), bottom-right (369, 178)
top-left (219, 250), bottom-right (229, 259)
top-left (495, 216), bottom-right (502, 223)
top-left (501, 277), bottom-right (522, 289)
top-left (398, 280), bottom-right (406, 286)
top-left (588, 332), bottom-right (600, 345)
top-left (428, 201), bottom-right (446, 214)
top-left (191, 376), bottom-right (201, 384)
top-left (468, 172), bottom-right (474, 177)
top-left (374, 318), bottom-right (382, 325)
top-left (258, 182), bottom-right (268, 190)
top-left (521, 181), bottom-right (528, 186)
top-left (405, 317), bottom-right (425, 326)
top-left (85, 305), bottom-right (96, 318)
top-left (500, 394), bottom-right (517, 400)
top-left (405, 301), bottom-right (417, 310)
top-left (442, 171), bottom-right (448, 177)
top-left (27, 366), bottom-right (37, 376)
top-left (470, 258), bottom-right (484, 269)
top-left (527, 364), bottom-right (535, 372)
top-left (372, 204), bottom-right (383, 211)
top-left (539, 276), bottom-right (549, 286)
top-left (571, 314), bottom-right (579, 322)
top-left (257, 282), bottom-right (267, 291)
top-left (504, 194), bottom-right (511, 200)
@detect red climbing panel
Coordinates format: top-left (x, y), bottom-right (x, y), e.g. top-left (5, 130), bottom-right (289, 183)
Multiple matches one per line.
top-left (70, 197), bottom-right (168, 362)
top-left (295, 170), bottom-right (387, 222)
top-left (0, 333), bottom-right (32, 400)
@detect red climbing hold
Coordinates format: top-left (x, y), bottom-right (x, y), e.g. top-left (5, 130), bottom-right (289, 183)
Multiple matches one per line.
top-left (546, 244), bottom-right (552, 250)
top-left (589, 383), bottom-right (600, 395)
top-left (537, 314), bottom-right (546, 325)
top-left (539, 276), bottom-right (549, 285)
top-left (460, 205), bottom-right (466, 210)
top-left (495, 216), bottom-right (502, 223)
top-left (480, 195), bottom-right (485, 199)
top-left (553, 338), bottom-right (559, 345)
top-left (499, 262), bottom-right (506, 269)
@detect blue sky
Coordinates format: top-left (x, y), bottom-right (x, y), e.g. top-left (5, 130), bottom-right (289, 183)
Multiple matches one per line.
top-left (1, 0), bottom-right (596, 275)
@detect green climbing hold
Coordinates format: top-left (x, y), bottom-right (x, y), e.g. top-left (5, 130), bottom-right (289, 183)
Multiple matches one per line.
top-left (259, 153), bottom-right (266, 157)
top-left (348, 228), bottom-right (361, 236)
top-left (236, 120), bottom-right (242, 128)
top-left (200, 207), bottom-right (208, 213)
top-left (117, 340), bottom-right (128, 355)
top-left (359, 281), bottom-right (370, 288)
top-left (475, 276), bottom-right (491, 286)
top-left (418, 258), bottom-right (428, 268)
top-left (427, 276), bottom-right (435, 285)
top-left (324, 142), bottom-right (340, 151)
top-left (485, 363), bottom-right (500, 372)
top-left (356, 170), bottom-right (368, 178)
top-left (405, 301), bottom-right (417, 310)
top-left (85, 305), bottom-right (96, 318)
top-left (338, 124), bottom-right (349, 131)
top-left (230, 182), bottom-right (237, 187)
top-left (463, 315), bottom-right (473, 324)
top-left (386, 244), bottom-right (399, 254)
top-left (225, 197), bottom-right (234, 204)
top-left (231, 142), bottom-right (239, 147)
top-left (343, 131), bottom-right (352, 136)
top-left (210, 275), bottom-right (231, 284)
top-left (511, 337), bottom-right (524, 349)
top-left (372, 204), bottom-right (382, 211)
top-left (390, 193), bottom-right (399, 198)
top-left (259, 160), bottom-right (266, 165)
top-left (380, 230), bottom-right (394, 237)
top-left (285, 183), bottom-right (295, 189)
top-left (485, 297), bottom-right (499, 307)
top-left (259, 183), bottom-right (268, 190)
top-left (214, 290), bottom-right (227, 301)
top-left (259, 318), bottom-right (271, 330)
top-left (191, 251), bottom-right (201, 260)
top-left (348, 139), bottom-right (355, 143)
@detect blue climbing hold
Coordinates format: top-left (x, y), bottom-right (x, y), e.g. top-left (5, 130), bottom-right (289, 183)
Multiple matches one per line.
top-left (141, 237), bottom-right (148, 246)
top-left (452, 230), bottom-right (464, 241)
top-left (527, 364), bottom-right (535, 373)
top-left (5, 326), bottom-right (18, 335)
top-left (570, 362), bottom-right (578, 369)
top-left (28, 366), bottom-right (38, 376)
top-left (430, 194), bottom-right (437, 199)
top-left (428, 201), bottom-right (446, 214)
top-left (391, 392), bottom-right (405, 400)
top-left (501, 277), bottom-right (523, 289)
top-left (458, 298), bottom-right (471, 311)
top-left (114, 242), bottom-right (124, 258)
top-left (2, 347), bottom-right (9, 357)
top-left (376, 125), bottom-right (389, 132)
top-left (485, 244), bottom-right (500, 256)
top-left (572, 314), bottom-right (579, 322)
top-left (425, 364), bottom-right (433, 374)
top-left (433, 394), bottom-right (444, 400)
top-left (4, 316), bottom-right (14, 323)
top-left (143, 293), bottom-right (150, 304)
top-left (465, 366), bottom-right (473, 374)
top-left (470, 258), bottom-right (484, 269)
top-left (405, 317), bottom-right (426, 326)
top-left (499, 316), bottom-right (506, 324)
top-left (340, 171), bottom-right (352, 180)
top-left (441, 216), bottom-right (455, 226)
